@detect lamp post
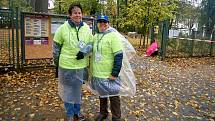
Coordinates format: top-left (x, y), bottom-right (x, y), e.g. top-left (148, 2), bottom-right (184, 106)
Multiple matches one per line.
top-left (211, 25), bottom-right (215, 40)
top-left (209, 25), bottom-right (215, 56)
top-left (9, 0), bottom-right (12, 9)
top-left (202, 25), bottom-right (206, 38)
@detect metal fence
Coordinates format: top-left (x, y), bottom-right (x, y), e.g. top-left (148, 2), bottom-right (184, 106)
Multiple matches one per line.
top-left (0, 10), bottom-right (95, 69)
top-left (159, 20), bottom-right (215, 59)
top-left (0, 8), bottom-right (19, 69)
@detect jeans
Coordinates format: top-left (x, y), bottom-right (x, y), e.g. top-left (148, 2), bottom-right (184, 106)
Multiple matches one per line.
top-left (64, 102), bottom-right (81, 116)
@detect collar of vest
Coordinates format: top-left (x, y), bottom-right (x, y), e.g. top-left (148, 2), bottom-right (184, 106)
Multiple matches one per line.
top-left (68, 19), bottom-right (84, 28)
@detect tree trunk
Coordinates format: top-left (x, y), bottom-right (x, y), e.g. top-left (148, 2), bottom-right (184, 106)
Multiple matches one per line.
top-left (35, 0), bottom-right (48, 13)
top-left (30, 0), bottom-right (48, 13)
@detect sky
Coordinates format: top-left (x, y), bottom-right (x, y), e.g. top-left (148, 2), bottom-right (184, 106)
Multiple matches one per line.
top-left (48, 0), bottom-right (54, 9)
top-left (187, 0), bottom-right (202, 7)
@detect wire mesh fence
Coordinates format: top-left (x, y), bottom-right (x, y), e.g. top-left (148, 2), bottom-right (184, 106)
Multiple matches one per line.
top-left (159, 20), bottom-right (215, 59)
top-left (0, 8), bottom-right (18, 68)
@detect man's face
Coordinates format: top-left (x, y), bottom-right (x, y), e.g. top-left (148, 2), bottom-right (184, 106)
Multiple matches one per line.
top-left (69, 7), bottom-right (82, 24)
top-left (97, 20), bottom-right (108, 32)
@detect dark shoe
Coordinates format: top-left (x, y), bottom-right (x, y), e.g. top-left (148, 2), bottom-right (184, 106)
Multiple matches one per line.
top-left (73, 114), bottom-right (86, 121)
top-left (66, 116), bottom-right (73, 121)
top-left (95, 113), bottom-right (108, 121)
top-left (112, 118), bottom-right (124, 121)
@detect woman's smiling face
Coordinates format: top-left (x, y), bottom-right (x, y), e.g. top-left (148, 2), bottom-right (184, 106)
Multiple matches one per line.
top-left (69, 6), bottom-right (82, 24)
top-left (97, 21), bottom-right (108, 32)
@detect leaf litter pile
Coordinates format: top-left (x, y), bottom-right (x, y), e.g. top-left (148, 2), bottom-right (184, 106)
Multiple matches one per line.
top-left (0, 54), bottom-right (215, 121)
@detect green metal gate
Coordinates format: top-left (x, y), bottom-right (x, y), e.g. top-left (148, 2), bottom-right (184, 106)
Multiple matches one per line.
top-left (0, 8), bottom-right (19, 69)
top-left (159, 20), bottom-right (215, 59)
top-left (0, 11), bottom-right (94, 69)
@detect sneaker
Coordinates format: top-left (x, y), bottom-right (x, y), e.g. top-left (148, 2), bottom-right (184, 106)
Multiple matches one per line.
top-left (66, 116), bottom-right (73, 121)
top-left (95, 113), bottom-right (108, 121)
top-left (112, 118), bottom-right (124, 121)
top-left (73, 114), bottom-right (86, 121)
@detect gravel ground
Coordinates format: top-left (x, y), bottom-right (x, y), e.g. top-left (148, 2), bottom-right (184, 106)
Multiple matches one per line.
top-left (0, 56), bottom-right (215, 121)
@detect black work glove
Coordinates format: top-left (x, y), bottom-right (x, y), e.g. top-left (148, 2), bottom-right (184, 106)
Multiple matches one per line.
top-left (76, 51), bottom-right (84, 60)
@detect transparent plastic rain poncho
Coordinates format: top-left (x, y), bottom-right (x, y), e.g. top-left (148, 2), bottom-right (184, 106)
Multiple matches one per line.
top-left (58, 67), bottom-right (88, 103)
top-left (57, 44), bottom-right (92, 103)
top-left (84, 27), bottom-right (136, 97)
top-left (53, 21), bottom-right (93, 104)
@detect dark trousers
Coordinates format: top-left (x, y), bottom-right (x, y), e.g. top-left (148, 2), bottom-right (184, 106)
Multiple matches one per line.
top-left (99, 96), bottom-right (121, 121)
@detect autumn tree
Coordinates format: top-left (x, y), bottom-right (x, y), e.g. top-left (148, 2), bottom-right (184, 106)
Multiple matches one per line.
top-left (0, 0), bottom-right (7, 8)
top-left (0, 0), bottom-right (32, 11)
top-left (199, 0), bottom-right (215, 37)
top-left (53, 0), bottom-right (101, 15)
top-left (100, 0), bottom-right (118, 27)
top-left (174, 0), bottom-right (200, 35)
top-left (118, 0), bottom-right (178, 34)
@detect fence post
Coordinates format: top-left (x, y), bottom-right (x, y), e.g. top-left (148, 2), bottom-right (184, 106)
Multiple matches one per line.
top-left (15, 7), bottom-right (20, 68)
top-left (150, 25), bottom-right (154, 44)
top-left (210, 31), bottom-right (215, 56)
top-left (20, 12), bottom-right (25, 68)
top-left (11, 8), bottom-right (15, 67)
top-left (160, 20), bottom-right (169, 60)
top-left (189, 29), bottom-right (196, 56)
